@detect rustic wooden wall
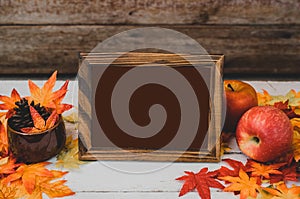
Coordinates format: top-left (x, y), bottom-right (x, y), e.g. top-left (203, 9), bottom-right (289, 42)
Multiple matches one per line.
top-left (0, 0), bottom-right (299, 78)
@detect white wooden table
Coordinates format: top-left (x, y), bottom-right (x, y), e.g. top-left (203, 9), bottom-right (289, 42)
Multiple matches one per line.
top-left (0, 80), bottom-right (299, 199)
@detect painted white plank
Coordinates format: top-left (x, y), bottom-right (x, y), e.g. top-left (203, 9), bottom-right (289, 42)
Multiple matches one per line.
top-left (245, 81), bottom-right (300, 95)
top-left (0, 80), bottom-right (299, 199)
top-left (72, 192), bottom-right (238, 199)
top-left (64, 154), bottom-right (248, 192)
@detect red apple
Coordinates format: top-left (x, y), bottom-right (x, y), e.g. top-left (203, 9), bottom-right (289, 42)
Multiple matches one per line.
top-left (236, 106), bottom-right (293, 162)
top-left (223, 80), bottom-right (258, 133)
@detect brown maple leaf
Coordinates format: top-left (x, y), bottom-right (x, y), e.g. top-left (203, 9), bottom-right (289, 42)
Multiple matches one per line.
top-left (3, 162), bottom-right (53, 194)
top-left (246, 160), bottom-right (285, 179)
top-left (21, 106), bottom-right (58, 134)
top-left (176, 168), bottom-right (224, 199)
top-left (0, 89), bottom-right (21, 118)
top-left (219, 169), bottom-right (260, 199)
top-left (263, 183), bottom-right (300, 199)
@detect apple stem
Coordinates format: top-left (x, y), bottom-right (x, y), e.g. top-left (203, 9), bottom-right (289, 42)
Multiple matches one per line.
top-left (227, 84), bottom-right (234, 92)
top-left (252, 137), bottom-right (260, 144)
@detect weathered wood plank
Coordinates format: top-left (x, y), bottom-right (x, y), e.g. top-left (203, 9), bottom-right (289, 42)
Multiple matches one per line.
top-left (0, 0), bottom-right (300, 25)
top-left (0, 25), bottom-right (299, 77)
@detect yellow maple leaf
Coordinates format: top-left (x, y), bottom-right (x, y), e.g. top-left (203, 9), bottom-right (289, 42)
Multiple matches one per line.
top-left (221, 142), bottom-right (232, 156)
top-left (257, 89), bottom-right (300, 108)
top-left (56, 137), bottom-right (85, 169)
top-left (263, 183), bottom-right (300, 199)
top-left (63, 112), bottom-right (78, 124)
top-left (219, 169), bottom-right (260, 199)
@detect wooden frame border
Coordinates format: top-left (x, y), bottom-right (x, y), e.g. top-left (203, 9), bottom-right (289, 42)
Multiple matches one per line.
top-left (78, 53), bottom-right (224, 162)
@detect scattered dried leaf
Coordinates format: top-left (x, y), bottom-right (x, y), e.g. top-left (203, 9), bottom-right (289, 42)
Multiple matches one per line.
top-left (269, 165), bottom-right (299, 184)
top-left (263, 183), bottom-right (300, 199)
top-left (0, 89), bottom-right (21, 118)
top-left (218, 159), bottom-right (247, 178)
top-left (246, 160), bottom-right (285, 179)
top-left (176, 168), bottom-right (224, 199)
top-left (3, 162), bottom-right (53, 194)
top-left (0, 179), bottom-right (18, 199)
top-left (63, 112), bottom-right (78, 124)
top-left (0, 156), bottom-right (20, 177)
top-left (28, 170), bottom-right (75, 199)
top-left (0, 119), bottom-right (8, 156)
top-left (56, 137), bottom-right (85, 169)
top-left (28, 71), bottom-right (72, 114)
top-left (219, 169), bottom-right (260, 199)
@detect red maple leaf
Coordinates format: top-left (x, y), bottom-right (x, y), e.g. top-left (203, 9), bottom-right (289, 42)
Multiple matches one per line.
top-left (269, 164), bottom-right (299, 184)
top-left (176, 168), bottom-right (224, 199)
top-left (218, 159), bottom-right (247, 178)
top-left (274, 100), bottom-right (300, 119)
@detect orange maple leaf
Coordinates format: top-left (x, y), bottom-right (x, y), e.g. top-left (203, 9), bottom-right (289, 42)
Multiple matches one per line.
top-left (263, 183), bottom-right (300, 199)
top-left (293, 130), bottom-right (300, 162)
top-left (0, 179), bottom-right (18, 199)
top-left (0, 89), bottom-right (21, 118)
top-left (53, 99), bottom-right (73, 115)
top-left (28, 71), bottom-right (69, 110)
top-left (246, 160), bottom-right (285, 179)
top-left (21, 106), bottom-right (58, 134)
top-left (3, 162), bottom-right (54, 194)
top-left (26, 170), bottom-right (75, 199)
top-left (257, 89), bottom-right (272, 106)
top-left (219, 169), bottom-right (260, 199)
top-left (290, 118), bottom-right (300, 162)
top-left (0, 119), bottom-right (8, 156)
top-left (0, 156), bottom-right (20, 176)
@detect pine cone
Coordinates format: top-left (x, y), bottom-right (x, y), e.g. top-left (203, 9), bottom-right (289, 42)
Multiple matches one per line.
top-left (8, 98), bottom-right (51, 132)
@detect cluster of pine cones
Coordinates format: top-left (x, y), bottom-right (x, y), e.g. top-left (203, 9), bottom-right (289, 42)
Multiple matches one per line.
top-left (8, 98), bottom-right (50, 132)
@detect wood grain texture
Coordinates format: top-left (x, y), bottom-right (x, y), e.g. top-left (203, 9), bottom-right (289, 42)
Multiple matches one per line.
top-left (0, 25), bottom-right (299, 77)
top-left (0, 0), bottom-right (300, 25)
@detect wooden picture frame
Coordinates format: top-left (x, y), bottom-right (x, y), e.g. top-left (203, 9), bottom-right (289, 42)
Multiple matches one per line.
top-left (78, 52), bottom-right (224, 162)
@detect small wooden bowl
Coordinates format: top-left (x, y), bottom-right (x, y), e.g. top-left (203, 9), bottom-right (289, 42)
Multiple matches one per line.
top-left (7, 116), bottom-right (66, 164)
